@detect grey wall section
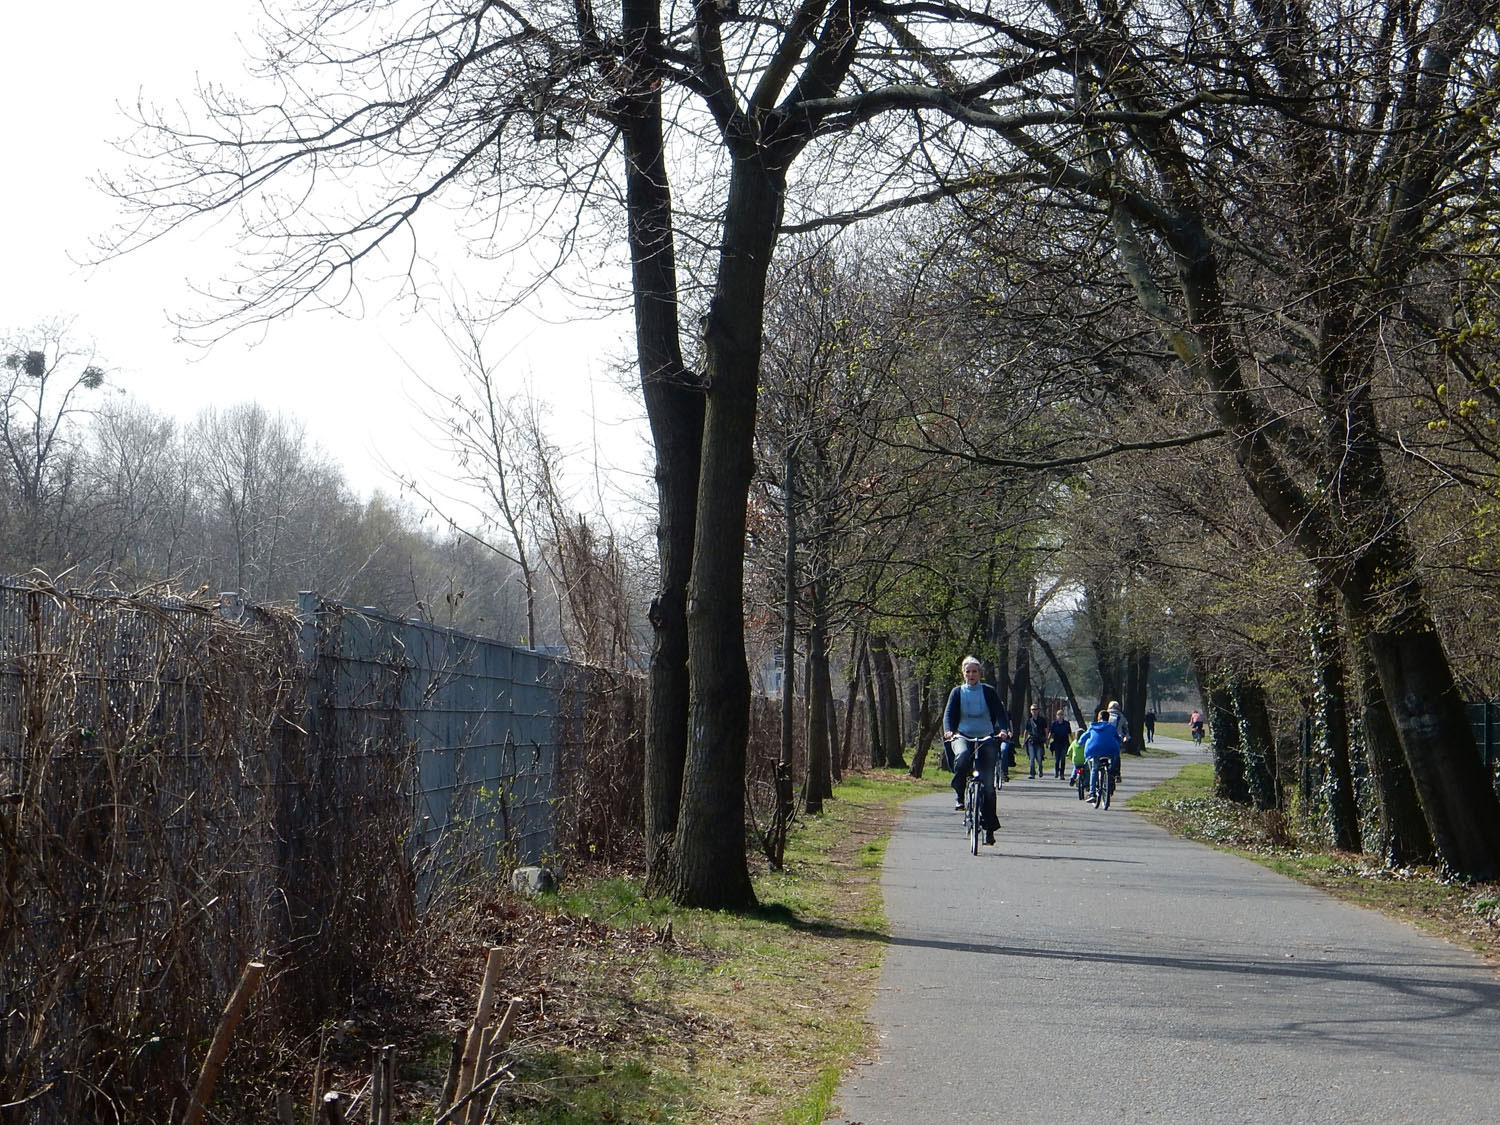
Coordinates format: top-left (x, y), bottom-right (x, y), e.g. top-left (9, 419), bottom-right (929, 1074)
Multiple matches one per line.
top-left (296, 593), bottom-right (562, 886)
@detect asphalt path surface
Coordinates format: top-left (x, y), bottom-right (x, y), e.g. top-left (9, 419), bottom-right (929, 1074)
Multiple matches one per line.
top-left (825, 736), bottom-right (1500, 1124)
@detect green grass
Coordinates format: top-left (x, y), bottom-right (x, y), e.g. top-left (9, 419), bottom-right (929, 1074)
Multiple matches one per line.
top-left (477, 767), bottom-right (925, 1125)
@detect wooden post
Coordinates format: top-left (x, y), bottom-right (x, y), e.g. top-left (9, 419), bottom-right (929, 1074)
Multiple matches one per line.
top-left (182, 960), bottom-right (266, 1125)
top-left (377, 1045), bottom-right (395, 1125)
top-left (452, 947), bottom-right (505, 1111)
top-left (370, 1046), bottom-right (386, 1125)
top-left (273, 1091), bottom-right (296, 1125)
top-left (437, 1027), bottom-right (466, 1111)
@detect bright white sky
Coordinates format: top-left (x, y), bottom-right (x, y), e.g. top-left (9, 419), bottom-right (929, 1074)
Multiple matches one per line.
top-left (0, 2), bottom-right (649, 508)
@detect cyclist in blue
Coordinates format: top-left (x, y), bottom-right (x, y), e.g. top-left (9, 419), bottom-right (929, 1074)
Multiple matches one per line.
top-left (1080, 708), bottom-right (1122, 798)
top-left (943, 656), bottom-right (1012, 845)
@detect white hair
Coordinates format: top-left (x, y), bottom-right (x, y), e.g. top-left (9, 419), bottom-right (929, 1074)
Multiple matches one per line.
top-left (961, 655), bottom-right (982, 671)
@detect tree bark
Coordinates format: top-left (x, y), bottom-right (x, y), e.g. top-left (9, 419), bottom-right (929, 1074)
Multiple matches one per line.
top-left (616, 11), bottom-right (702, 893)
top-left (869, 633), bottom-right (905, 769)
top-left (1208, 680), bottom-right (1251, 804)
top-left (1233, 677), bottom-right (1278, 812)
top-left (803, 587), bottom-right (834, 813)
top-left (1308, 580), bottom-right (1360, 852)
top-left (666, 154), bottom-right (790, 910)
top-left (838, 632), bottom-right (866, 775)
top-left (1351, 630), bottom-right (1434, 867)
top-left (862, 639), bottom-right (881, 768)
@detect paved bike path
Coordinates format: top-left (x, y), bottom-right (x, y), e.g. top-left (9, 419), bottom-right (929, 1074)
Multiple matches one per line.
top-left (826, 737), bottom-right (1500, 1124)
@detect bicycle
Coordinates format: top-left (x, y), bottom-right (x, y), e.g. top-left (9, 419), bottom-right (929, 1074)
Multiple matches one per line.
top-left (952, 734), bottom-right (1000, 854)
top-left (1191, 724), bottom-right (1205, 746)
top-left (964, 768), bottom-right (984, 854)
top-left (1088, 756), bottom-right (1115, 809)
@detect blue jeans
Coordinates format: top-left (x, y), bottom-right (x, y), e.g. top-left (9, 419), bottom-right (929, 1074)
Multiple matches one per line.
top-left (950, 735), bottom-right (999, 831)
top-left (1026, 741), bottom-right (1045, 777)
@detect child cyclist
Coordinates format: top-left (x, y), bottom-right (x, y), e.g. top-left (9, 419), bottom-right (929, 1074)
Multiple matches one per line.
top-left (1069, 724), bottom-right (1089, 799)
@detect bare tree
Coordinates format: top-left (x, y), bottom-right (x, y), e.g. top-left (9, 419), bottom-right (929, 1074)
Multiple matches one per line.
top-left (1, 323), bottom-right (108, 572)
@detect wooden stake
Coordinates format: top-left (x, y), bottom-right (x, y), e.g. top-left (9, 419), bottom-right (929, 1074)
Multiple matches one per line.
top-left (437, 1027), bottom-right (466, 1111)
top-left (452, 947), bottom-right (504, 1110)
top-left (182, 960), bottom-right (266, 1125)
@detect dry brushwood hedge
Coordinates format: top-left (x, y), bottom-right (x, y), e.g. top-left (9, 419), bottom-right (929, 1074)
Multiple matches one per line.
top-left (0, 583), bottom-right (418, 1123)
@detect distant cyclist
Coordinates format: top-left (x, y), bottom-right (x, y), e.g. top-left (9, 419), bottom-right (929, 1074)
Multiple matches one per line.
top-left (943, 656), bottom-right (1012, 845)
top-left (1189, 709), bottom-right (1206, 745)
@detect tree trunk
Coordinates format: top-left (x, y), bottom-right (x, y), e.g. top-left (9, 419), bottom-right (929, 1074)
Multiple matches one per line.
top-left (617, 17), bottom-right (702, 894)
top-left (1208, 680), bottom-right (1250, 804)
top-left (838, 632), bottom-right (865, 776)
top-left (803, 591), bottom-right (834, 813)
top-left (1342, 551), bottom-right (1500, 877)
top-left (1124, 642), bottom-right (1150, 758)
top-left (909, 672), bottom-right (942, 780)
top-left (1010, 624), bottom-right (1032, 729)
top-left (869, 633), bottom-right (905, 769)
top-left (1308, 581), bottom-right (1360, 852)
top-left (666, 155), bottom-right (789, 910)
top-left (1084, 584), bottom-right (1122, 713)
top-left (1351, 631), bottom-right (1434, 866)
top-left (780, 444), bottom-right (798, 776)
top-left (1233, 677), bottom-right (1278, 812)
top-left (861, 639), bottom-right (881, 768)
top-left (990, 602), bottom-right (1012, 702)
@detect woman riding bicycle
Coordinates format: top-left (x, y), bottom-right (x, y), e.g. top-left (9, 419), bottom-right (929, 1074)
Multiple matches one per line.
top-left (943, 656), bottom-right (1012, 846)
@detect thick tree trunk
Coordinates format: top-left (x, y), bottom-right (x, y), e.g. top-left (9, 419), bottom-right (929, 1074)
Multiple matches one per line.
top-left (1010, 625), bottom-right (1032, 729)
top-left (1352, 632), bottom-right (1434, 866)
top-left (990, 603), bottom-right (1012, 702)
top-left (666, 155), bottom-right (789, 910)
top-left (869, 633), bottom-right (905, 769)
top-left (803, 593), bottom-right (834, 813)
top-left (1232, 677), bottom-right (1278, 812)
top-left (617, 19), bottom-right (702, 893)
top-left (1308, 581), bottom-right (1360, 852)
top-left (1208, 681), bottom-right (1251, 804)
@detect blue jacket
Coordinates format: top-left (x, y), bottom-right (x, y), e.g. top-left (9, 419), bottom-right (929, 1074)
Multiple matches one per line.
top-left (1080, 720), bottom-right (1121, 759)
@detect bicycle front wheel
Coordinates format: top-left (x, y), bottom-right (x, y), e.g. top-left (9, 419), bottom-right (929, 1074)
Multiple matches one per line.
top-left (967, 779), bottom-right (982, 855)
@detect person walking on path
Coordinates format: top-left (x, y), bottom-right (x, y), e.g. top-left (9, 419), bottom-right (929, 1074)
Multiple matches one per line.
top-left (1024, 704), bottom-right (1048, 779)
top-left (1144, 708), bottom-right (1156, 744)
top-left (942, 657), bottom-right (1011, 844)
top-left (1048, 708), bottom-right (1072, 779)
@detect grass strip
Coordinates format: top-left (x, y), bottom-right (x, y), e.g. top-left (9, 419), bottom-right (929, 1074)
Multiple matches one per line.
top-left (487, 767), bottom-right (936, 1124)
